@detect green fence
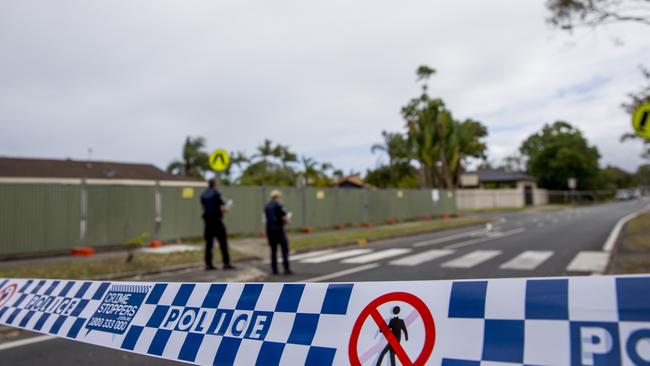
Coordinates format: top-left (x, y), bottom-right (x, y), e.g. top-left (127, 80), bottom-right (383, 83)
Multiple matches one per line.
top-left (0, 181), bottom-right (457, 257)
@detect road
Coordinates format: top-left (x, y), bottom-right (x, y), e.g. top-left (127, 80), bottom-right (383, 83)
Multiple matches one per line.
top-left (1, 199), bottom-right (648, 365)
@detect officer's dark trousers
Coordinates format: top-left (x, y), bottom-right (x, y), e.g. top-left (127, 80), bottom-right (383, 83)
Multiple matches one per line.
top-left (204, 218), bottom-right (231, 267)
top-left (267, 227), bottom-right (289, 274)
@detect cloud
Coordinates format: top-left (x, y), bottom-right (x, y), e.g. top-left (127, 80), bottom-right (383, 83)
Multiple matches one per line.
top-left (0, 0), bottom-right (648, 174)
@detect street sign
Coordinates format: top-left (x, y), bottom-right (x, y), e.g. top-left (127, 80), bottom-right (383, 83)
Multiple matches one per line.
top-left (568, 178), bottom-right (577, 190)
top-left (209, 149), bottom-right (230, 172)
top-left (348, 291), bottom-right (436, 366)
top-left (633, 102), bottom-right (650, 139)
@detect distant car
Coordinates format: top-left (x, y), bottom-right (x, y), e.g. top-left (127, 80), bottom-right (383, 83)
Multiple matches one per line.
top-left (615, 189), bottom-right (630, 201)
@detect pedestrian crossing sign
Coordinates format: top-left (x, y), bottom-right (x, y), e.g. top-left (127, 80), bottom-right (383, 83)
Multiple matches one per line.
top-left (209, 149), bottom-right (230, 171)
top-left (633, 102), bottom-right (650, 139)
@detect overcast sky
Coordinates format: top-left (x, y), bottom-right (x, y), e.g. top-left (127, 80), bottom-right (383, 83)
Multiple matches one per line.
top-left (1, 1), bottom-right (649, 175)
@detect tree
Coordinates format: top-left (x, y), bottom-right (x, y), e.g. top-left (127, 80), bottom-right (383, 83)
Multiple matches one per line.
top-left (253, 139), bottom-right (276, 164)
top-left (401, 65), bottom-right (488, 188)
top-left (166, 136), bottom-right (210, 179)
top-left (597, 165), bottom-right (636, 189)
top-left (546, 0), bottom-right (650, 31)
top-left (371, 131), bottom-right (411, 185)
top-left (520, 121), bottom-right (601, 189)
top-left (635, 164), bottom-right (650, 185)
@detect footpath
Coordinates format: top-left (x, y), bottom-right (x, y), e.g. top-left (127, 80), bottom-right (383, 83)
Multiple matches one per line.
top-left (0, 217), bottom-right (487, 281)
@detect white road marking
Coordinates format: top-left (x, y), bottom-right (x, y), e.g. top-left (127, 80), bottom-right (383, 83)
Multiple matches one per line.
top-left (390, 249), bottom-right (455, 266)
top-left (442, 250), bottom-right (502, 268)
top-left (0, 335), bottom-right (56, 351)
top-left (263, 249), bottom-right (335, 264)
top-left (300, 264), bottom-right (379, 282)
top-left (444, 228), bottom-right (525, 250)
top-left (300, 249), bottom-right (372, 263)
top-left (342, 248), bottom-right (412, 264)
top-left (566, 251), bottom-right (610, 273)
top-left (602, 207), bottom-right (650, 252)
top-left (290, 250), bottom-right (335, 261)
top-left (500, 251), bottom-right (554, 270)
top-left (412, 230), bottom-right (486, 248)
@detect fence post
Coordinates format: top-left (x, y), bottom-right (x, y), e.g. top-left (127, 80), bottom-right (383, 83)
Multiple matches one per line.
top-left (79, 178), bottom-right (87, 246)
top-left (153, 181), bottom-right (161, 240)
top-left (362, 188), bottom-right (369, 223)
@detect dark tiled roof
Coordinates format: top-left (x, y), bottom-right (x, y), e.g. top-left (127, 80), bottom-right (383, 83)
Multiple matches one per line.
top-left (0, 157), bottom-right (198, 181)
top-left (466, 169), bottom-right (537, 183)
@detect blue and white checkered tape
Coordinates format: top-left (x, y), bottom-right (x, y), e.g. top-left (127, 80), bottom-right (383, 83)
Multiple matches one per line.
top-left (0, 275), bottom-right (649, 365)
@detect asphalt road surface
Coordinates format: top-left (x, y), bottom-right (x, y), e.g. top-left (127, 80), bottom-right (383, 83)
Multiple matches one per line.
top-left (2, 198), bottom-right (649, 365)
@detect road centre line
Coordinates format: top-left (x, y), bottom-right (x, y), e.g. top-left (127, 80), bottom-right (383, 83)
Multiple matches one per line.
top-left (444, 228), bottom-right (525, 250)
top-left (412, 229), bottom-right (486, 248)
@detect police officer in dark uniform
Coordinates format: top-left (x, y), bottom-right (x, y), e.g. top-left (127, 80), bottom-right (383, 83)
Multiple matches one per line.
top-left (264, 190), bottom-right (292, 275)
top-left (200, 178), bottom-right (234, 270)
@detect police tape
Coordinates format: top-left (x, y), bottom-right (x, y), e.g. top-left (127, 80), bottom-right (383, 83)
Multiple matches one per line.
top-left (0, 275), bottom-right (649, 365)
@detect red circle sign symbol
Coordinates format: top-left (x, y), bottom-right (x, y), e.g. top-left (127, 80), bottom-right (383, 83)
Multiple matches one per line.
top-left (349, 292), bottom-right (436, 366)
top-left (0, 284), bottom-right (17, 308)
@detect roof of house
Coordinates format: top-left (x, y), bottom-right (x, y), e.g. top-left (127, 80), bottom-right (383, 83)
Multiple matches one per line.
top-left (465, 169), bottom-right (537, 183)
top-left (0, 157), bottom-right (198, 181)
top-left (336, 175), bottom-right (371, 188)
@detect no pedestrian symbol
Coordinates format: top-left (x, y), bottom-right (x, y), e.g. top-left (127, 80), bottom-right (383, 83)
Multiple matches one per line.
top-left (349, 292), bottom-right (436, 366)
top-left (209, 149), bottom-right (230, 172)
top-left (0, 283), bottom-right (17, 308)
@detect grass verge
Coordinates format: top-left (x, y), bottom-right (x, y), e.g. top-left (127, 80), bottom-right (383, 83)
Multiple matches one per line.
top-left (0, 249), bottom-right (234, 280)
top-left (610, 211), bottom-right (650, 274)
top-left (290, 217), bottom-right (488, 251)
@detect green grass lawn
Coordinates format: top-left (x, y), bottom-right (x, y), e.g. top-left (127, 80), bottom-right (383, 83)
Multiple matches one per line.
top-left (0, 249), bottom-right (239, 280)
top-left (611, 211), bottom-right (650, 274)
top-left (290, 217), bottom-right (488, 251)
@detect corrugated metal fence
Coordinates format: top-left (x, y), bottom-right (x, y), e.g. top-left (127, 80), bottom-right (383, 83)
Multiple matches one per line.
top-left (0, 180), bottom-right (456, 257)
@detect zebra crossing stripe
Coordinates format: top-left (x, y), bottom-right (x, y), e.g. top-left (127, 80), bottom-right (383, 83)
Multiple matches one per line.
top-left (389, 249), bottom-right (455, 266)
top-left (300, 249), bottom-right (372, 263)
top-left (441, 250), bottom-right (501, 268)
top-left (500, 251), bottom-right (553, 270)
top-left (341, 249), bottom-right (411, 264)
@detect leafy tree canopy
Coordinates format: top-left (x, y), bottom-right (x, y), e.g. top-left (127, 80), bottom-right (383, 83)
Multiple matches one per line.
top-left (546, 0), bottom-right (650, 30)
top-left (520, 121), bottom-right (601, 189)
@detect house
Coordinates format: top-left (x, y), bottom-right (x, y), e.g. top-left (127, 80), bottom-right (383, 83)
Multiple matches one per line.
top-left (460, 169), bottom-right (537, 190)
top-left (0, 157), bottom-right (198, 182)
top-left (336, 174), bottom-right (371, 189)
top-left (458, 169), bottom-right (544, 208)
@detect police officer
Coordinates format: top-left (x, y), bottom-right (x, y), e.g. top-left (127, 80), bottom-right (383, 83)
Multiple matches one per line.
top-left (200, 178), bottom-right (234, 270)
top-left (264, 190), bottom-right (292, 275)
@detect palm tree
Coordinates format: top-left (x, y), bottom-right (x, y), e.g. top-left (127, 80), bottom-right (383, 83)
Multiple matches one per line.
top-left (371, 131), bottom-right (410, 185)
top-left (228, 150), bottom-right (250, 183)
top-left (300, 156), bottom-right (318, 185)
top-left (166, 136), bottom-right (209, 179)
top-left (253, 139), bottom-right (275, 163)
